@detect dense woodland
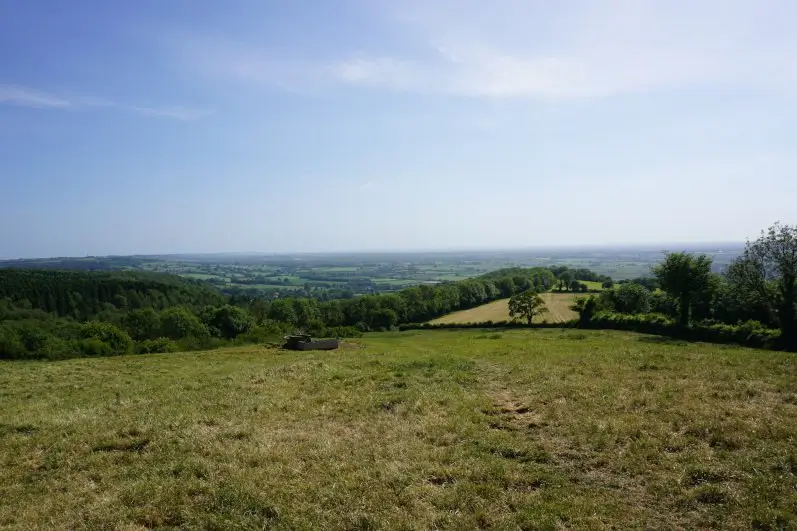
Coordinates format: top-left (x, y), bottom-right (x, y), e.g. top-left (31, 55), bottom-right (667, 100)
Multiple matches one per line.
top-left (0, 270), bottom-right (224, 318)
top-left (1, 222), bottom-right (795, 359)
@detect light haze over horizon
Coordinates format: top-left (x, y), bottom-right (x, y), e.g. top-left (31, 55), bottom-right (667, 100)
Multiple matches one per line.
top-left (2, 1), bottom-right (796, 259)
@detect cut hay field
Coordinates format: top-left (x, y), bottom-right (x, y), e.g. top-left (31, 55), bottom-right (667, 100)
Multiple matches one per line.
top-left (2, 329), bottom-right (796, 529)
top-left (429, 292), bottom-right (585, 324)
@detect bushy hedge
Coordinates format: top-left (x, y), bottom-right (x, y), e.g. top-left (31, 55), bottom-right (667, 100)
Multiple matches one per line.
top-left (135, 337), bottom-right (180, 354)
top-left (583, 312), bottom-right (782, 350)
top-left (396, 313), bottom-right (785, 351)
top-left (0, 320), bottom-right (134, 360)
top-left (0, 313), bottom-right (366, 361)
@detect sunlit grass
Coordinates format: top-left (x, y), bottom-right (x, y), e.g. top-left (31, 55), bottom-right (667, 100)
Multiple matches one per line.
top-left (1, 330), bottom-right (795, 529)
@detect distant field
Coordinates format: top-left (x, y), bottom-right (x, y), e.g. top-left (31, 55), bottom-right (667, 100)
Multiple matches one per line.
top-left (232, 283), bottom-right (304, 290)
top-left (429, 293), bottom-right (585, 324)
top-left (2, 330), bottom-right (794, 529)
top-left (180, 273), bottom-right (223, 281)
top-left (371, 278), bottom-right (421, 286)
top-left (579, 280), bottom-right (605, 290)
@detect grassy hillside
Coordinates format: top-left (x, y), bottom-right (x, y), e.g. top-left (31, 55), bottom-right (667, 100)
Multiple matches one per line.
top-left (1, 329), bottom-right (795, 529)
top-left (429, 293), bottom-right (584, 324)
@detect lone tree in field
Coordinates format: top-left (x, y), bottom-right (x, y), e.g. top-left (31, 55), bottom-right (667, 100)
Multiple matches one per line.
top-left (652, 252), bottom-right (712, 326)
top-left (728, 222), bottom-right (797, 346)
top-left (508, 290), bottom-right (548, 325)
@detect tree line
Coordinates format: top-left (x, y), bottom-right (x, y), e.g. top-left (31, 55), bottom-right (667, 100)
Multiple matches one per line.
top-left (2, 222), bottom-right (795, 359)
top-left (0, 264), bottom-right (597, 360)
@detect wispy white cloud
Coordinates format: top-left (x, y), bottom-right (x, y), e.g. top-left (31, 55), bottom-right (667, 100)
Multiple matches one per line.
top-left (0, 85), bottom-right (71, 108)
top-left (327, 0), bottom-right (795, 99)
top-left (0, 83), bottom-right (211, 120)
top-left (329, 58), bottom-right (418, 90)
top-left (184, 0), bottom-right (797, 100)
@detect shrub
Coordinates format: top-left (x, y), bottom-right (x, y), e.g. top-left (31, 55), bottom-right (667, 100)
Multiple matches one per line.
top-left (233, 322), bottom-right (293, 345)
top-left (39, 337), bottom-right (82, 360)
top-left (78, 338), bottom-right (113, 357)
top-left (159, 307), bottom-right (209, 340)
top-left (206, 305), bottom-right (255, 339)
top-left (0, 326), bottom-right (25, 359)
top-left (583, 312), bottom-right (781, 349)
top-left (611, 283), bottom-right (652, 314)
top-left (136, 337), bottom-right (180, 354)
top-left (80, 321), bottom-right (133, 355)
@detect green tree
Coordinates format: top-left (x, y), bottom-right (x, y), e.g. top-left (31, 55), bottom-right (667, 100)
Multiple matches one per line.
top-left (291, 298), bottom-right (320, 327)
top-left (122, 308), bottom-right (161, 340)
top-left (729, 222), bottom-right (797, 345)
top-left (0, 325), bottom-right (25, 359)
top-left (611, 283), bottom-right (651, 314)
top-left (652, 252), bottom-right (712, 326)
top-left (318, 300), bottom-right (345, 327)
top-left (650, 291), bottom-right (678, 317)
top-left (267, 299), bottom-right (298, 325)
top-left (80, 321), bottom-right (133, 355)
top-left (558, 271), bottom-right (574, 292)
top-left (717, 261), bottom-right (774, 326)
top-left (508, 290), bottom-right (548, 325)
top-left (207, 305), bottom-right (254, 339)
top-left (371, 308), bottom-right (398, 330)
top-left (571, 295), bottom-right (599, 325)
top-left (494, 277), bottom-right (516, 297)
top-left (159, 307), bottom-right (208, 340)
top-left (248, 299), bottom-right (269, 324)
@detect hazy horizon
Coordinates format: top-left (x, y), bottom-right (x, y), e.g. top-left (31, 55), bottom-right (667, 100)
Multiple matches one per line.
top-left (2, 1), bottom-right (795, 258)
top-left (0, 241), bottom-right (748, 262)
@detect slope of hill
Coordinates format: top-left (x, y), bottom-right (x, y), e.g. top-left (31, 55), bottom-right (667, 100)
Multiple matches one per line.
top-left (2, 329), bottom-right (794, 529)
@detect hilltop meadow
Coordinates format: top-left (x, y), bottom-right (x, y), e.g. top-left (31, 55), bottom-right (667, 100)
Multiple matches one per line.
top-left (2, 329), bottom-right (796, 529)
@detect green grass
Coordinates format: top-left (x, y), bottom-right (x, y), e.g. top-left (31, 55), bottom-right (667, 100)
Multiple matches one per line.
top-left (1, 330), bottom-right (796, 529)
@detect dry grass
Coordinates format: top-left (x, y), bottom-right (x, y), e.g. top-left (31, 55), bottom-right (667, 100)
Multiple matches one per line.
top-left (1, 330), bottom-right (796, 529)
top-left (429, 292), bottom-right (584, 324)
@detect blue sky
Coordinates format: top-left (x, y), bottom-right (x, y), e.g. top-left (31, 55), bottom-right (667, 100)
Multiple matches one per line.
top-left (1, 0), bottom-right (796, 258)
